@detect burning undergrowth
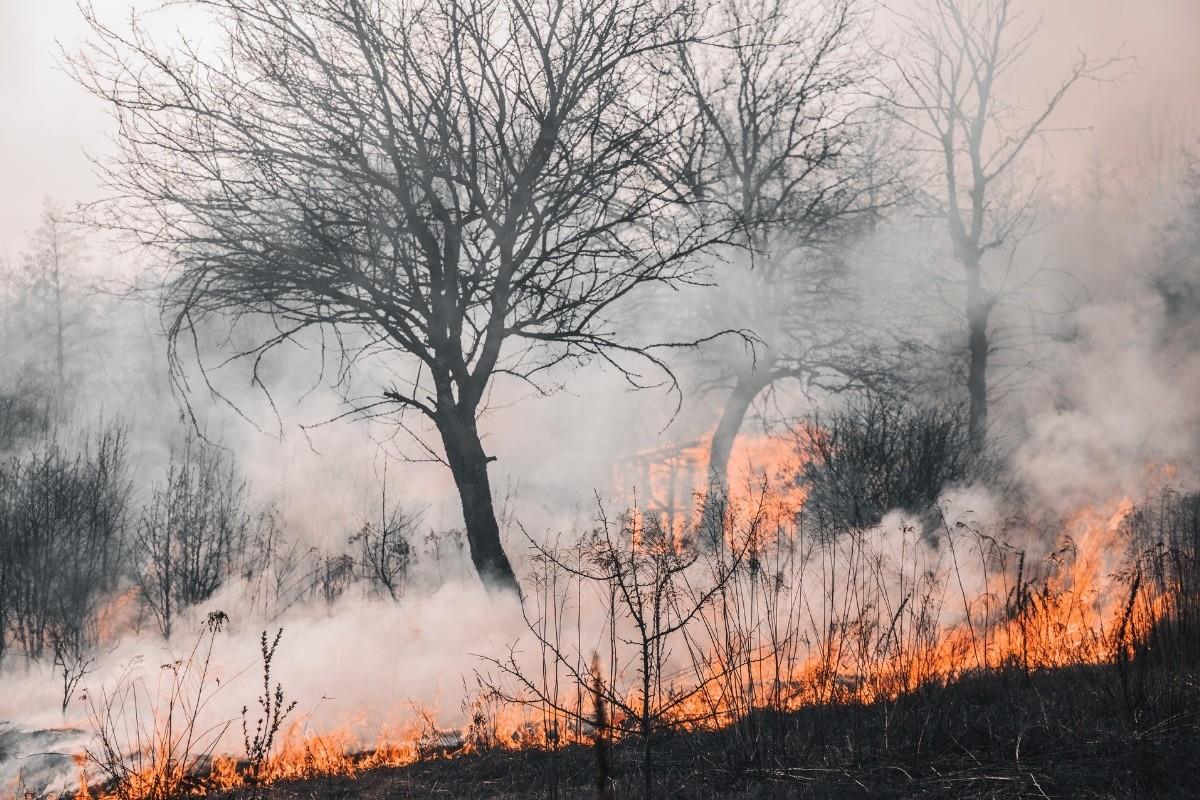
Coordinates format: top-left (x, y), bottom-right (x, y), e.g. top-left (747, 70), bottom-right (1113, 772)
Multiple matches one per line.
top-left (50, 476), bottom-right (1200, 800)
top-left (0, 388), bottom-right (1194, 800)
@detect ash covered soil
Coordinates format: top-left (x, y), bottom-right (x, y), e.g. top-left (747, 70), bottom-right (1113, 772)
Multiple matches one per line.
top-left (0, 724), bottom-right (88, 797)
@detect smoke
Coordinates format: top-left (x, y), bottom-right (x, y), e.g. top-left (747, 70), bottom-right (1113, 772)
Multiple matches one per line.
top-left (2, 0), bottom-right (1196, 538)
top-left (1, 0), bottom-right (1200, 794)
top-left (1013, 294), bottom-right (1200, 511)
top-left (1002, 120), bottom-right (1200, 512)
top-left (0, 580), bottom-right (528, 792)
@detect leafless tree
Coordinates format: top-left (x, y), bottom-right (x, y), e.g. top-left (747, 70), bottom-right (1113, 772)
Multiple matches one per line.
top-left (0, 266), bottom-right (45, 447)
top-left (672, 0), bottom-right (896, 503)
top-left (30, 201), bottom-right (78, 401)
top-left (73, 0), bottom-right (728, 594)
top-left (889, 0), bottom-right (1117, 454)
top-left (0, 200), bottom-right (90, 431)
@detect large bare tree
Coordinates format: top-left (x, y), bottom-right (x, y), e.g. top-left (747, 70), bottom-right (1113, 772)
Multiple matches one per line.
top-left (890, 0), bottom-right (1113, 454)
top-left (74, 0), bottom-right (723, 594)
top-left (673, 0), bottom-right (893, 504)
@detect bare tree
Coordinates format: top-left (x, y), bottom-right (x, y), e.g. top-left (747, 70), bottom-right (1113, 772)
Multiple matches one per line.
top-left (22, 199), bottom-right (91, 417)
top-left (0, 200), bottom-right (89, 429)
top-left (32, 202), bottom-right (75, 401)
top-left (673, 0), bottom-right (894, 503)
top-left (889, 0), bottom-right (1115, 454)
top-left (74, 0), bottom-right (726, 594)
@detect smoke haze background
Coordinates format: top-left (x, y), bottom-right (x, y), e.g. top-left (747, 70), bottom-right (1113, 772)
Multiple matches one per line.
top-left (1, 1), bottom-right (1198, 521)
top-left (0, 1), bottom-right (1199, 793)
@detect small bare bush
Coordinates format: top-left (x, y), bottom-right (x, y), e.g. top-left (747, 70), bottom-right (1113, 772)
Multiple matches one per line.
top-left (241, 628), bottom-right (297, 798)
top-left (133, 434), bottom-right (252, 639)
top-left (349, 502), bottom-right (416, 601)
top-left (0, 379), bottom-right (48, 450)
top-left (84, 611), bottom-right (231, 800)
top-left (483, 501), bottom-right (751, 798)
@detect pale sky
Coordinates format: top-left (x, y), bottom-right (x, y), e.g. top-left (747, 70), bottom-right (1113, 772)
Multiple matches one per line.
top-left (1, 0), bottom-right (1198, 262)
top-left (1, 0), bottom-right (113, 254)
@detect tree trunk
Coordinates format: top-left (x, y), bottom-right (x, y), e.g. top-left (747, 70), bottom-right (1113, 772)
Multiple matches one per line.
top-left (437, 410), bottom-right (521, 596)
top-left (965, 264), bottom-right (990, 456)
top-left (702, 370), bottom-right (769, 540)
top-left (641, 644), bottom-right (654, 800)
top-left (52, 260), bottom-right (65, 400)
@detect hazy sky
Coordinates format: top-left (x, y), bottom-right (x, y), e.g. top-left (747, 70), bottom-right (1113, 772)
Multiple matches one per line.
top-left (1, 0), bottom-right (1198, 259)
top-left (1, 0), bottom-right (111, 253)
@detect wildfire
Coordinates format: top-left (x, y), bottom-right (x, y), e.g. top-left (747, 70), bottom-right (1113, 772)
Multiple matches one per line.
top-left (72, 466), bottom-right (1185, 800)
top-left (615, 427), bottom-right (812, 540)
top-left (73, 709), bottom-right (584, 800)
top-left (696, 496), bottom-right (1141, 718)
top-left (95, 588), bottom-right (141, 648)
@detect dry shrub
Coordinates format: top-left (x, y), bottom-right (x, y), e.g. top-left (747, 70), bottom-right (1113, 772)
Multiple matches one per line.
top-left (799, 394), bottom-right (972, 532)
top-left (0, 423), bottom-right (129, 713)
top-left (84, 612), bottom-right (231, 800)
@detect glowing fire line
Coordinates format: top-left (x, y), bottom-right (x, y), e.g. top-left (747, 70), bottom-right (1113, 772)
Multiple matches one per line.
top-left (72, 430), bottom-right (1173, 800)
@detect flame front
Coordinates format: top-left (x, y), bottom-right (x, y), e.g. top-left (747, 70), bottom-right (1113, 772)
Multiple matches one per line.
top-left (74, 431), bottom-right (1184, 800)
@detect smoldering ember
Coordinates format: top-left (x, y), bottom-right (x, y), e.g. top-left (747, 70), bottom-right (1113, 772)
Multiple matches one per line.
top-left (0, 0), bottom-right (1198, 798)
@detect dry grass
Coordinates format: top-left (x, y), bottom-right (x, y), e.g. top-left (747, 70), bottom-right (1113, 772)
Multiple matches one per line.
top-left (80, 492), bottom-right (1200, 800)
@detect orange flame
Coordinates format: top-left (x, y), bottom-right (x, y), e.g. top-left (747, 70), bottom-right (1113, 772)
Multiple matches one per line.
top-left (75, 430), bottom-right (1184, 800)
top-left (615, 427), bottom-right (812, 542)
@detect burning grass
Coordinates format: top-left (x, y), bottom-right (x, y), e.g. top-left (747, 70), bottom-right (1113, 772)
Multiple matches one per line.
top-left (67, 488), bottom-right (1200, 800)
